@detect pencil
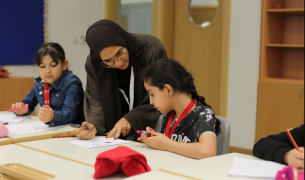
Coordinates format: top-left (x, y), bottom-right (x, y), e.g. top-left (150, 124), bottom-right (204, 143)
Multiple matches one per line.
top-left (52, 135), bottom-right (76, 138)
top-left (285, 127), bottom-right (301, 152)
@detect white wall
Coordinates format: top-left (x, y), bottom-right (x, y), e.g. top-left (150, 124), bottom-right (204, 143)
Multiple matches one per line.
top-left (47, 0), bottom-right (105, 86)
top-left (5, 0), bottom-right (105, 115)
top-left (227, 0), bottom-right (262, 149)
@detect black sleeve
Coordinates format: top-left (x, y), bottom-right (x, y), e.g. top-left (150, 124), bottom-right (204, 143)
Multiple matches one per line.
top-left (253, 124), bottom-right (304, 164)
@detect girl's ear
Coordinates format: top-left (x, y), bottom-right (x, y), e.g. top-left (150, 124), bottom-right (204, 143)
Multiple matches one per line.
top-left (164, 84), bottom-right (174, 96)
top-left (63, 60), bottom-right (69, 70)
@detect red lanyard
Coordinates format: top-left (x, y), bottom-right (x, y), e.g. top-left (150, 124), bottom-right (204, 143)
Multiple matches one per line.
top-left (44, 82), bottom-right (50, 106)
top-left (165, 99), bottom-right (195, 138)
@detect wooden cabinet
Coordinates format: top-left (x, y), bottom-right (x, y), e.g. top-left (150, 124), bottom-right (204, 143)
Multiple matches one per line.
top-left (256, 80), bottom-right (304, 140)
top-left (0, 77), bottom-right (35, 115)
top-left (256, 0), bottom-right (304, 141)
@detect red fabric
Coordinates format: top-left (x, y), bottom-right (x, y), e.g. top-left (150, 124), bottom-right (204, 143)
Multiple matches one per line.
top-left (93, 146), bottom-right (151, 178)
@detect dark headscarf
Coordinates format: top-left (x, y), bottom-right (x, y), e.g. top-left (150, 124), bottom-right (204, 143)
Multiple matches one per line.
top-left (85, 19), bottom-right (144, 132)
top-left (86, 19), bottom-right (142, 67)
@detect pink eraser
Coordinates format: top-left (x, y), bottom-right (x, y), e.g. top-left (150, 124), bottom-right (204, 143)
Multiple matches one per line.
top-left (0, 124), bottom-right (9, 138)
top-left (8, 108), bottom-right (12, 112)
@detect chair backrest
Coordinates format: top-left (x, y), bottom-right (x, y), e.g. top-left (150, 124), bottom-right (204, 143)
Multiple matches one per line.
top-left (154, 114), bottom-right (163, 132)
top-left (216, 116), bottom-right (230, 155)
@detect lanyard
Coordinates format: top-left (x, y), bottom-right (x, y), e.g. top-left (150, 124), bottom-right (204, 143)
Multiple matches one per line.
top-left (44, 82), bottom-right (50, 106)
top-left (165, 99), bottom-right (195, 138)
top-left (118, 66), bottom-right (134, 111)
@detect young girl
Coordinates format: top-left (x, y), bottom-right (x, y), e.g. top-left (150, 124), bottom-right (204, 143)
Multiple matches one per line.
top-left (138, 58), bottom-right (221, 159)
top-left (10, 42), bottom-right (85, 127)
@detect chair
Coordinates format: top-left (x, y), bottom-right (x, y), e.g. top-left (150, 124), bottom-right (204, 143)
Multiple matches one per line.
top-left (216, 116), bottom-right (230, 155)
top-left (154, 114), bottom-right (163, 132)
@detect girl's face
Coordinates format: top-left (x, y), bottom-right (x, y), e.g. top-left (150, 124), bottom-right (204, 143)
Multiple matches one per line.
top-left (144, 81), bottom-right (173, 114)
top-left (37, 54), bottom-right (68, 85)
top-left (99, 46), bottom-right (129, 69)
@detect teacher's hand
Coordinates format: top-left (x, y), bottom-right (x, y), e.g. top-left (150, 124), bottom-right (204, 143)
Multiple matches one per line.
top-left (75, 121), bottom-right (97, 140)
top-left (106, 117), bottom-right (131, 139)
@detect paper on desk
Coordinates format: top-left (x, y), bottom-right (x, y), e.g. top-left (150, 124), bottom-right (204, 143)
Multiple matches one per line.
top-left (68, 137), bottom-right (133, 148)
top-left (7, 121), bottom-right (64, 134)
top-left (0, 114), bottom-right (29, 123)
top-left (228, 157), bottom-right (286, 179)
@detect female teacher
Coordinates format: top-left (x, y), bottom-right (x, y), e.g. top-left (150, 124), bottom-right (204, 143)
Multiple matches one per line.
top-left (75, 19), bottom-right (168, 140)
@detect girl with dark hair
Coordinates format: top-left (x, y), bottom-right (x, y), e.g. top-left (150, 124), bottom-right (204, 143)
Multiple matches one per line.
top-left (138, 58), bottom-right (221, 159)
top-left (10, 42), bottom-right (85, 126)
top-left (75, 19), bottom-right (167, 140)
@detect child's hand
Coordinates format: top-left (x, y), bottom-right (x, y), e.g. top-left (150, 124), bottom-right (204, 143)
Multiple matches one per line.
top-left (75, 121), bottom-right (97, 140)
top-left (142, 131), bottom-right (171, 151)
top-left (38, 105), bottom-right (55, 123)
top-left (11, 102), bottom-right (28, 115)
top-left (137, 127), bottom-right (155, 142)
top-left (283, 147), bottom-right (304, 167)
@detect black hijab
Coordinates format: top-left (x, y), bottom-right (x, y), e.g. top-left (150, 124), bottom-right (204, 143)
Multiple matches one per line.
top-left (85, 19), bottom-right (143, 132)
top-left (86, 19), bottom-right (142, 67)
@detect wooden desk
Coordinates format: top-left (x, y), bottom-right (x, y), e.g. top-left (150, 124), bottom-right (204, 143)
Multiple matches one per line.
top-left (1, 112), bottom-right (75, 144)
top-left (17, 136), bottom-right (196, 171)
top-left (0, 144), bottom-right (98, 180)
top-left (125, 171), bottom-right (192, 180)
top-left (159, 153), bottom-right (265, 180)
top-left (0, 137), bottom-right (13, 146)
top-left (0, 77), bottom-right (35, 114)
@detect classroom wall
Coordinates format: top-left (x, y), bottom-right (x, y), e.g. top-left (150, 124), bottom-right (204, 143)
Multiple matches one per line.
top-left (5, 0), bottom-right (105, 87)
top-left (5, 0), bottom-right (105, 115)
top-left (227, 0), bottom-right (262, 149)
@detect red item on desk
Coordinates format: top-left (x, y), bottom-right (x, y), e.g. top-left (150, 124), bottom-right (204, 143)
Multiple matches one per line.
top-left (276, 4), bottom-right (281, 9)
top-left (93, 146), bottom-right (151, 178)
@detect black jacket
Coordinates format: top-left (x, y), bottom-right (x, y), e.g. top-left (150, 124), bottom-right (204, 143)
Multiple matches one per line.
top-left (253, 124), bottom-right (304, 164)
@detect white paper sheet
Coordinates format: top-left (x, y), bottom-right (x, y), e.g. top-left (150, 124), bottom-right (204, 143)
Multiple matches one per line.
top-left (7, 121), bottom-right (64, 134)
top-left (0, 114), bottom-right (29, 123)
top-left (68, 137), bottom-right (133, 149)
top-left (228, 157), bottom-right (286, 179)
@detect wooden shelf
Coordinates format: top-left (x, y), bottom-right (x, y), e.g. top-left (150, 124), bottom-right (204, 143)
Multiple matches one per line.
top-left (268, 8), bottom-right (304, 14)
top-left (260, 78), bottom-right (304, 84)
top-left (266, 44), bottom-right (304, 48)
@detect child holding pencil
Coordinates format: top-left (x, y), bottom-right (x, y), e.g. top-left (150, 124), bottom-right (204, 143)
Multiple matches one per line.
top-left (137, 58), bottom-right (221, 159)
top-left (253, 124), bottom-right (304, 167)
top-left (10, 42), bottom-right (85, 127)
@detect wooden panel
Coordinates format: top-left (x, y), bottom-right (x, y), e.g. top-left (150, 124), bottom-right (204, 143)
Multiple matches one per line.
top-left (0, 77), bottom-right (35, 115)
top-left (173, 0), bottom-right (225, 115)
top-left (229, 146), bottom-right (253, 156)
top-left (189, 5), bottom-right (218, 25)
top-left (152, 0), bottom-right (175, 59)
top-left (105, 0), bottom-right (119, 23)
top-left (264, 47), bottom-right (283, 78)
top-left (256, 81), bottom-right (304, 142)
top-left (219, 0), bottom-right (231, 118)
top-left (268, 0), bottom-right (285, 9)
top-left (283, 14), bottom-right (304, 44)
top-left (283, 0), bottom-right (304, 9)
top-left (282, 48), bottom-right (304, 79)
top-left (269, 0), bottom-right (304, 9)
top-left (266, 13), bottom-right (284, 44)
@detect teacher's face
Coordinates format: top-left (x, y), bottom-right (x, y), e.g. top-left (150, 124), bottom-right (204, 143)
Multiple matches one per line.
top-left (99, 46), bottom-right (129, 70)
